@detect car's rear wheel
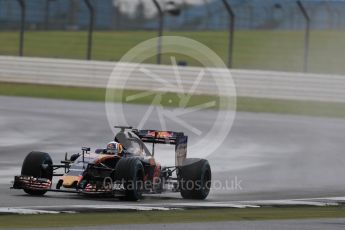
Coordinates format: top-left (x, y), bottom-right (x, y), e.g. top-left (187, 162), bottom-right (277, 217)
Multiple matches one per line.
top-left (21, 151), bottom-right (53, 196)
top-left (179, 158), bottom-right (211, 200)
top-left (115, 157), bottom-right (144, 201)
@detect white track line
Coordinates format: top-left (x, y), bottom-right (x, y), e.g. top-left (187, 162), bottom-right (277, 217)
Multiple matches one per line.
top-left (2, 196), bottom-right (344, 215)
top-left (0, 207), bottom-right (60, 214)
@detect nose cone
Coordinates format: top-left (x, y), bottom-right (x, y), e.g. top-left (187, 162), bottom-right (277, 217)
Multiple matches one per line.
top-left (62, 176), bottom-right (82, 188)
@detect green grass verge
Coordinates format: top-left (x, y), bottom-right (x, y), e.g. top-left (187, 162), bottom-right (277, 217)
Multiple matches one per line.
top-left (0, 30), bottom-right (345, 75)
top-left (237, 97), bottom-right (345, 118)
top-left (1, 206), bottom-right (345, 229)
top-left (0, 82), bottom-right (223, 108)
top-left (1, 82), bottom-right (345, 119)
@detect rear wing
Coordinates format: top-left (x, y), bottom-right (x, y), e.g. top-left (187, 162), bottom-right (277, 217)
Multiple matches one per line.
top-left (135, 130), bottom-right (183, 144)
top-left (135, 130), bottom-right (188, 166)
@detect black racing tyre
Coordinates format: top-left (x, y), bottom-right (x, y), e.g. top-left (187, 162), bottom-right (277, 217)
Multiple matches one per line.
top-left (21, 151), bottom-right (53, 196)
top-left (115, 157), bottom-right (144, 201)
top-left (179, 158), bottom-right (211, 200)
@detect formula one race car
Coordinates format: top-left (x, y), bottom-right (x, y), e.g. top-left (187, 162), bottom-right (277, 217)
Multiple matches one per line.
top-left (12, 126), bottom-right (211, 201)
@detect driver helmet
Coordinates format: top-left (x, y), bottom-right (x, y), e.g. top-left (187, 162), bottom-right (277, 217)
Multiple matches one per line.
top-left (106, 141), bottom-right (123, 155)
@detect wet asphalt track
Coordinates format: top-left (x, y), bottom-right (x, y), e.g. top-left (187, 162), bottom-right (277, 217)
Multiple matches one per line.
top-left (0, 95), bottom-right (345, 208)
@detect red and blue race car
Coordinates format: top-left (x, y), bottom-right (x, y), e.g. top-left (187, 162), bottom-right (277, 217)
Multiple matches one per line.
top-left (12, 126), bottom-right (211, 201)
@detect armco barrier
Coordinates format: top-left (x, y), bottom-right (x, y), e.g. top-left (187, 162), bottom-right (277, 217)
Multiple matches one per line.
top-left (0, 56), bottom-right (344, 103)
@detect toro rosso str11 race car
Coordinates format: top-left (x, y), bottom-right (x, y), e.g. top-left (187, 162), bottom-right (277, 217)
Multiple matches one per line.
top-left (12, 126), bottom-right (212, 201)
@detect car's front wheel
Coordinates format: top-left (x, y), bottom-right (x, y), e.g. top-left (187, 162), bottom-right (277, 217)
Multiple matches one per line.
top-left (21, 151), bottom-right (53, 196)
top-left (115, 157), bottom-right (144, 201)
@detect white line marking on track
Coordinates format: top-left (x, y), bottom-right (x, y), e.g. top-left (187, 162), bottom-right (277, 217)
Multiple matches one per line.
top-left (0, 208), bottom-right (60, 214)
top-left (2, 196), bottom-right (344, 214)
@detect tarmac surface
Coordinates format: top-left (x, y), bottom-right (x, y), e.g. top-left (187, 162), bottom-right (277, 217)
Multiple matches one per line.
top-left (0, 95), bottom-right (345, 207)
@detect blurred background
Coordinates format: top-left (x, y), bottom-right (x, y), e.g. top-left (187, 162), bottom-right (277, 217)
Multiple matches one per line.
top-left (0, 0), bottom-right (344, 75)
